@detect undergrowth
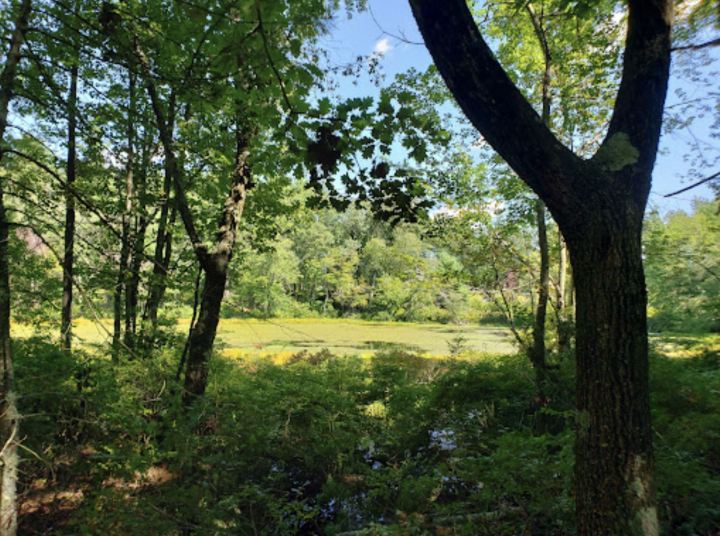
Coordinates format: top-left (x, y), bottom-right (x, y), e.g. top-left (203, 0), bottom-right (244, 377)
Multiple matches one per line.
top-left (13, 337), bottom-right (720, 535)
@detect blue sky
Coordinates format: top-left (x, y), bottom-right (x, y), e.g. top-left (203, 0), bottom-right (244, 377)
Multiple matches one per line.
top-left (320, 1), bottom-right (719, 215)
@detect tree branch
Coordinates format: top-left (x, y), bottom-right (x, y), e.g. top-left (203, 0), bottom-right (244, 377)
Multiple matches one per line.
top-left (407, 0), bottom-right (583, 219)
top-left (133, 42), bottom-right (210, 270)
top-left (672, 36), bottom-right (720, 52)
top-left (664, 170), bottom-right (720, 197)
top-left (255, 0), bottom-right (293, 114)
top-left (0, 147), bottom-right (121, 237)
top-left (0, 0), bottom-right (32, 143)
top-left (600, 0), bottom-right (673, 186)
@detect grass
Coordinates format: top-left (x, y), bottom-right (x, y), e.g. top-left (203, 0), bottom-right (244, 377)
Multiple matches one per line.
top-left (14, 317), bottom-right (517, 358)
top-left (210, 318), bottom-right (515, 359)
top-left (650, 331), bottom-right (720, 358)
top-left (14, 316), bottom-right (717, 363)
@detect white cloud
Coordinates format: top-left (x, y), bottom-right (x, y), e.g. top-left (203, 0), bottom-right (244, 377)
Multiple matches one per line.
top-left (372, 37), bottom-right (392, 57)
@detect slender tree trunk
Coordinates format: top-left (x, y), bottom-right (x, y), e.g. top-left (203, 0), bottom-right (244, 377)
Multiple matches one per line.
top-left (112, 220), bottom-right (129, 360)
top-left (566, 203), bottom-right (656, 535)
top-left (124, 128), bottom-right (150, 349)
top-left (112, 72), bottom-right (135, 360)
top-left (183, 131), bottom-right (249, 402)
top-left (61, 62), bottom-right (78, 351)
top-left (527, 3), bottom-right (551, 396)
top-left (530, 200), bottom-right (549, 395)
top-left (556, 231), bottom-right (570, 351)
top-left (183, 263), bottom-right (228, 399)
top-left (137, 42), bottom-right (251, 398)
top-left (141, 98), bottom-right (175, 344)
top-left (177, 267), bottom-right (202, 380)
top-left (122, 74), bottom-right (139, 349)
top-left (0, 185), bottom-right (18, 536)
top-left (0, 1), bottom-right (32, 532)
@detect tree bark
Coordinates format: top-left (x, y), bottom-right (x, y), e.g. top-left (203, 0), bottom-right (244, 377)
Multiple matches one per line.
top-left (112, 211), bottom-right (130, 360)
top-left (536, 159), bottom-right (659, 535)
top-left (0, 184), bottom-right (18, 536)
top-left (137, 43), bottom-right (251, 400)
top-left (0, 1), bottom-right (32, 532)
top-left (567, 198), bottom-right (656, 535)
top-left (122, 72), bottom-right (139, 349)
top-left (409, 0), bottom-right (672, 532)
top-left (527, 3), bottom-right (551, 400)
top-left (177, 267), bottom-right (202, 380)
top-left (183, 130), bottom-right (250, 402)
top-left (61, 61), bottom-right (78, 351)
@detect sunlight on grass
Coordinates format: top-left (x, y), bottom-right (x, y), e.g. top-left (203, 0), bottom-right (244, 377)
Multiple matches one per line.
top-left (13, 317), bottom-right (516, 358)
top-left (651, 332), bottom-right (720, 359)
top-left (209, 318), bottom-right (516, 357)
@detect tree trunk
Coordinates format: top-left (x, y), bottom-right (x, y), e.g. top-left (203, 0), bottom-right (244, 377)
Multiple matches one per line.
top-left (527, 4), bottom-right (551, 394)
top-left (61, 62), bottom-right (78, 351)
top-left (177, 267), bottom-right (202, 380)
top-left (182, 132), bottom-right (249, 402)
top-left (530, 200), bottom-right (549, 397)
top-left (182, 262), bottom-right (228, 400)
top-left (556, 231), bottom-right (570, 351)
top-left (112, 76), bottom-right (136, 359)
top-left (140, 98), bottom-right (176, 345)
top-left (0, 186), bottom-right (18, 536)
top-left (112, 225), bottom-right (129, 360)
top-left (565, 203), bottom-right (657, 535)
top-left (408, 0), bottom-right (671, 532)
top-left (140, 197), bottom-right (174, 345)
top-left (0, 1), bottom-right (32, 532)
top-left (136, 42), bottom-right (251, 399)
top-left (124, 128), bottom-right (150, 350)
top-left (122, 73), bottom-right (139, 350)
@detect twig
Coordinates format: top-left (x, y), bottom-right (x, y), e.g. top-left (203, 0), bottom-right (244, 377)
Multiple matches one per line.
top-left (368, 5), bottom-right (423, 46)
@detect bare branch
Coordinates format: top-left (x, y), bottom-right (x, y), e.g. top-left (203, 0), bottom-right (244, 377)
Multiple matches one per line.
top-left (368, 5), bottom-right (423, 46)
top-left (672, 36), bottom-right (720, 52)
top-left (664, 170), bottom-right (720, 197)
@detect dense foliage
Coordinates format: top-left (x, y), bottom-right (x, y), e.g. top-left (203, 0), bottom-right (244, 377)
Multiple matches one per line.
top-left (645, 200), bottom-right (720, 332)
top-left (15, 337), bottom-right (720, 534)
top-left (1, 0), bottom-right (719, 533)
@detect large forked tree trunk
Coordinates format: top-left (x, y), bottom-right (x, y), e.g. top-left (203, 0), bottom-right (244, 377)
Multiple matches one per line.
top-left (409, 0), bottom-right (671, 533)
top-left (0, 1), bottom-right (32, 532)
top-left (567, 200), bottom-right (654, 534)
top-left (61, 61), bottom-right (78, 351)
